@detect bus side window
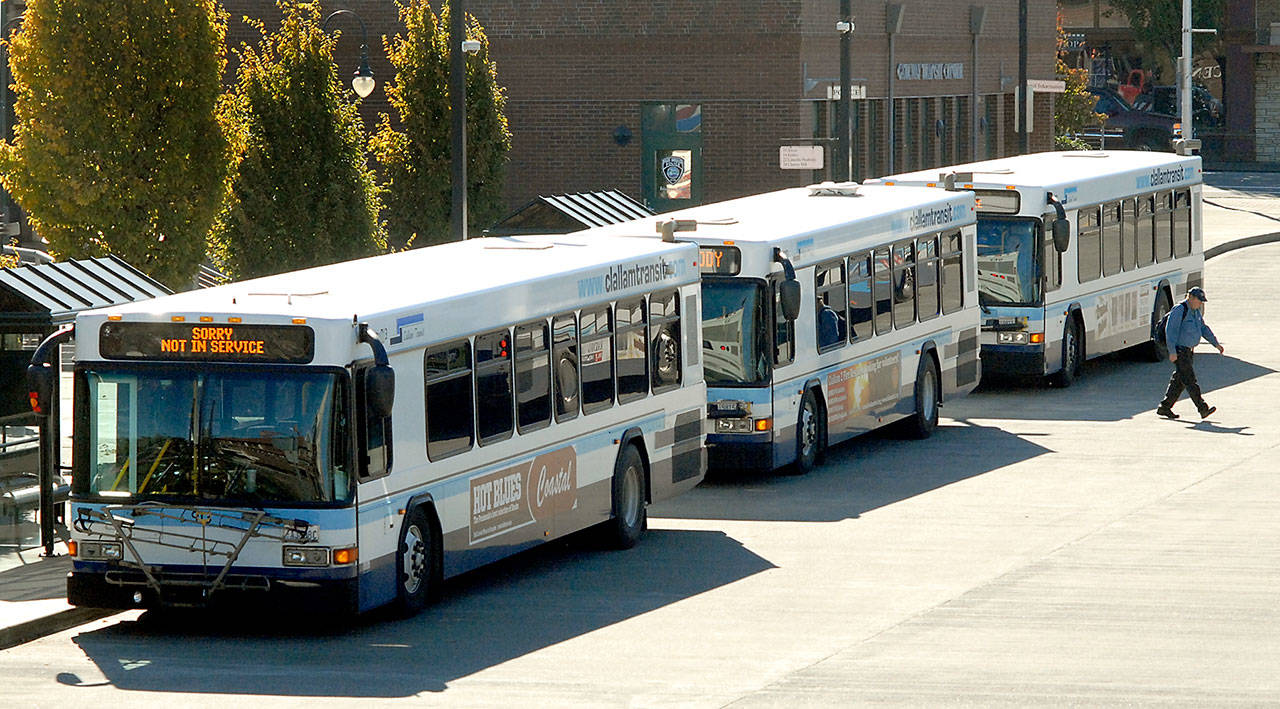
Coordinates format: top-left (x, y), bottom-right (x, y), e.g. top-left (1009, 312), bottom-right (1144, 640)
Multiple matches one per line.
top-left (1042, 223), bottom-right (1061, 293)
top-left (815, 260), bottom-right (847, 351)
top-left (650, 290), bottom-right (682, 392)
top-left (941, 232), bottom-right (964, 314)
top-left (515, 321), bottom-right (551, 433)
top-left (580, 306), bottom-right (615, 414)
top-left (1102, 201), bottom-right (1122, 277)
top-left (848, 251), bottom-right (874, 341)
top-left (424, 340), bottom-right (473, 460)
top-left (892, 239), bottom-right (916, 329)
top-left (916, 236), bottom-right (940, 321)
top-left (616, 297), bottom-right (648, 403)
top-left (355, 364), bottom-right (392, 480)
top-left (873, 246), bottom-right (893, 334)
top-left (1154, 190), bottom-right (1173, 262)
top-left (1135, 196), bottom-right (1155, 266)
top-left (1077, 206), bottom-right (1102, 283)
top-left (772, 278), bottom-right (795, 366)
top-left (552, 313), bottom-right (579, 422)
top-left (1173, 189), bottom-right (1192, 257)
top-left (1120, 199), bottom-right (1137, 271)
top-left (475, 329), bottom-right (514, 445)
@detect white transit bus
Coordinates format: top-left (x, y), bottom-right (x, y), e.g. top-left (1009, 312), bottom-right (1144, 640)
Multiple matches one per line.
top-left (591, 183), bottom-right (982, 473)
top-left (28, 233), bottom-right (706, 614)
top-left (869, 151), bottom-right (1203, 385)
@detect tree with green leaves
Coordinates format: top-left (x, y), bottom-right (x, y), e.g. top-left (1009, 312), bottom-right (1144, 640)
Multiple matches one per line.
top-left (212, 1), bottom-right (386, 280)
top-left (1055, 13), bottom-right (1104, 149)
top-left (371, 0), bottom-right (510, 248)
top-left (0, 0), bottom-right (234, 289)
top-left (1106, 0), bottom-right (1225, 65)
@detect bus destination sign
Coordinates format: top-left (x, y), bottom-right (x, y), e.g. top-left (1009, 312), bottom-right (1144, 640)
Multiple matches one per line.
top-left (99, 322), bottom-right (315, 364)
top-left (698, 246), bottom-right (742, 275)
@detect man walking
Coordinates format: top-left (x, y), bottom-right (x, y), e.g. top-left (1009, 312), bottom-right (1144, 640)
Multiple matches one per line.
top-left (1156, 286), bottom-right (1224, 420)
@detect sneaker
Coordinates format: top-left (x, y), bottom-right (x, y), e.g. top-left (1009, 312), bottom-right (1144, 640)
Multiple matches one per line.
top-left (1156, 407), bottom-right (1179, 420)
top-left (1199, 406), bottom-right (1216, 419)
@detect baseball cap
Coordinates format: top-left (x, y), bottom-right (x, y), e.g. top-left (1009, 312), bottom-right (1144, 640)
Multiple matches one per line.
top-left (1187, 286), bottom-right (1208, 302)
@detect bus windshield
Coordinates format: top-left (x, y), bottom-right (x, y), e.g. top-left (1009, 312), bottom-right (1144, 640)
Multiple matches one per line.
top-left (977, 217), bottom-right (1041, 306)
top-left (701, 280), bottom-right (770, 386)
top-left (78, 369), bottom-right (351, 505)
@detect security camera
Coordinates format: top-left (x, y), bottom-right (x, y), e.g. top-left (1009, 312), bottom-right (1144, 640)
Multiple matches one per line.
top-left (461, 39), bottom-right (482, 54)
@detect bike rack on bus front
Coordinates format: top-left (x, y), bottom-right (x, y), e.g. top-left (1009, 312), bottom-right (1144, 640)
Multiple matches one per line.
top-left (73, 503), bottom-right (318, 606)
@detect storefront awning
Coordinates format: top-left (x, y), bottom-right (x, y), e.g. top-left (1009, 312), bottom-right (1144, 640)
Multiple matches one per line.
top-left (485, 190), bottom-right (653, 236)
top-left (0, 255), bottom-right (170, 325)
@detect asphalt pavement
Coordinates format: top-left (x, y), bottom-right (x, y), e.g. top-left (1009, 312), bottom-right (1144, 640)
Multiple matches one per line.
top-left (1, 171), bottom-right (1278, 705)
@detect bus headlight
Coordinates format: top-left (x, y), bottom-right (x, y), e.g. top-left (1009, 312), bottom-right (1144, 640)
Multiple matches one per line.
top-left (715, 417), bottom-right (753, 434)
top-left (283, 546), bottom-right (330, 567)
top-left (78, 540), bottom-right (123, 561)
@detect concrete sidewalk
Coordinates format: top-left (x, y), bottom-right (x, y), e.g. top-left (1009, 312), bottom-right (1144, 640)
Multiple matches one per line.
top-left (0, 542), bottom-right (115, 650)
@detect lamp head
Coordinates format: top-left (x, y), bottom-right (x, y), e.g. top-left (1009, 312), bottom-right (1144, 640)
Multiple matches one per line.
top-left (352, 46), bottom-right (374, 98)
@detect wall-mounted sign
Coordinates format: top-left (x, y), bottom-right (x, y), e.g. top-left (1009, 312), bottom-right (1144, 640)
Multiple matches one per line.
top-left (826, 85), bottom-right (867, 100)
top-left (780, 145), bottom-right (824, 170)
top-left (1025, 79), bottom-right (1067, 93)
top-left (897, 62), bottom-right (964, 81)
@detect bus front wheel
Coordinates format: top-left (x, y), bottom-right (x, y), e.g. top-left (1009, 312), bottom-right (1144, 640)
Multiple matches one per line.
top-left (394, 507), bottom-right (439, 616)
top-left (1051, 319), bottom-right (1082, 387)
top-left (792, 389), bottom-right (825, 475)
top-left (603, 444), bottom-right (647, 549)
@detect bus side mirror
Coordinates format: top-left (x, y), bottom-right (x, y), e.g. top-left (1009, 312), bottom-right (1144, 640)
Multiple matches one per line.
top-left (365, 365), bottom-right (395, 418)
top-left (1052, 219), bottom-right (1070, 253)
top-left (779, 280), bottom-right (802, 321)
top-left (26, 363), bottom-right (54, 415)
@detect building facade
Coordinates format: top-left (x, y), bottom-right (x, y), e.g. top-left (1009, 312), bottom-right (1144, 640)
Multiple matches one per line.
top-left (468, 0), bottom-right (1059, 211)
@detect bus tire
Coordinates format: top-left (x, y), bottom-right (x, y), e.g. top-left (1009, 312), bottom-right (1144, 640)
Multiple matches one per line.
top-left (903, 355), bottom-right (941, 439)
top-left (791, 389), bottom-right (824, 475)
top-left (1051, 318), bottom-right (1082, 388)
top-left (603, 444), bottom-right (647, 549)
top-left (394, 507), bottom-right (437, 616)
top-left (1145, 291), bottom-right (1171, 362)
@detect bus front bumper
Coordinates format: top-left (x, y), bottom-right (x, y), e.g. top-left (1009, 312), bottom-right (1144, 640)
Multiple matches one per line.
top-left (706, 432), bottom-right (773, 473)
top-left (67, 569), bottom-right (360, 615)
top-left (979, 345), bottom-right (1046, 377)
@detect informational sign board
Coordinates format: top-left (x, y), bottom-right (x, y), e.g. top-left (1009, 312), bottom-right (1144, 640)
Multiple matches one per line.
top-left (780, 145), bottom-right (824, 170)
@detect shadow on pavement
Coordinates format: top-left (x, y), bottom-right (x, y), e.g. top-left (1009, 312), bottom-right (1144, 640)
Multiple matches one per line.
top-left (957, 352), bottom-right (1274, 423)
top-left (61, 528), bottom-right (772, 697)
top-left (653, 421), bottom-right (1050, 523)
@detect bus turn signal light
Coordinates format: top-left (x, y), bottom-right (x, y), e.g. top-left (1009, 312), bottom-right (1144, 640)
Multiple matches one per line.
top-left (754, 418), bottom-right (772, 432)
top-left (1030, 333), bottom-right (1045, 344)
top-left (333, 547), bottom-right (358, 565)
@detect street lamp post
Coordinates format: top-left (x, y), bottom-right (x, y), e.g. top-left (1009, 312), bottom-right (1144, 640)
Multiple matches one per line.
top-left (450, 2), bottom-right (482, 241)
top-left (322, 9), bottom-right (375, 99)
top-left (450, 0), bottom-right (467, 241)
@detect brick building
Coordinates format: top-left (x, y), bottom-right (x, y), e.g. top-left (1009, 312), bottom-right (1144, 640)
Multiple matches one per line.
top-left (235, 1), bottom-right (1059, 213)
top-left (465, 0), bottom-right (1059, 212)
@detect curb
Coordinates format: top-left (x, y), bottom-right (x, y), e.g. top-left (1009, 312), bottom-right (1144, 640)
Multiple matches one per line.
top-left (1205, 231), bottom-right (1280, 260)
top-left (0, 607), bottom-right (116, 651)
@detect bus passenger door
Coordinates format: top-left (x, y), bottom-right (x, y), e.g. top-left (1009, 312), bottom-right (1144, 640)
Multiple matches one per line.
top-left (771, 277), bottom-right (800, 468)
top-left (354, 364), bottom-right (396, 602)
